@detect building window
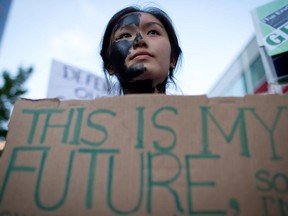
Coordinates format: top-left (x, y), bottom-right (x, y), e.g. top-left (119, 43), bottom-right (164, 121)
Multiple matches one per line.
top-left (272, 52), bottom-right (288, 84)
top-left (250, 56), bottom-right (266, 90)
top-left (224, 73), bottom-right (247, 97)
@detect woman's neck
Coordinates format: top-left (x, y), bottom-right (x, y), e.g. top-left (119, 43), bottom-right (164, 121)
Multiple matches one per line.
top-left (122, 80), bottom-right (166, 94)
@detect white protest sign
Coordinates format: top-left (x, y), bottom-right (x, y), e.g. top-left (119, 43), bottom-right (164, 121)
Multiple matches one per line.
top-left (47, 60), bottom-right (108, 100)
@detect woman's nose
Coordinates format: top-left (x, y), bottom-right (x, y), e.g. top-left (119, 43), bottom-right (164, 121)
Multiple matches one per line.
top-left (133, 33), bottom-right (146, 48)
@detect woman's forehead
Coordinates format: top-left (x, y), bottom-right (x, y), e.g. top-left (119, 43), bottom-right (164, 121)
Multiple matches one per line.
top-left (115, 12), bottom-right (162, 30)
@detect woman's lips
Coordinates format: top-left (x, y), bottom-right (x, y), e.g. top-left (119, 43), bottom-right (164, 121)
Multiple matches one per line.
top-left (130, 51), bottom-right (153, 60)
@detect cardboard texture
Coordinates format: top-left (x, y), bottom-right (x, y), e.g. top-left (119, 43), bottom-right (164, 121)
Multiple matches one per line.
top-left (0, 94), bottom-right (287, 215)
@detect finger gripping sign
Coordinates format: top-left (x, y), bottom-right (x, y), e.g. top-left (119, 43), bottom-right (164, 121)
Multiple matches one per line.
top-left (0, 94), bottom-right (287, 215)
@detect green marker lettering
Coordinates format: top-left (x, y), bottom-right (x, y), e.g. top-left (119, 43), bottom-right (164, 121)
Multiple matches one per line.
top-left (279, 197), bottom-right (288, 216)
top-left (194, 106), bottom-right (251, 159)
top-left (151, 106), bottom-right (178, 152)
top-left (185, 155), bottom-right (226, 215)
top-left (78, 148), bottom-right (119, 209)
top-left (22, 109), bottom-right (66, 144)
top-left (40, 108), bottom-right (75, 144)
top-left (255, 169), bottom-right (273, 192)
top-left (248, 106), bottom-right (287, 160)
top-left (69, 107), bottom-right (85, 145)
top-left (35, 150), bottom-right (75, 211)
top-left (80, 109), bottom-right (116, 147)
top-left (147, 152), bottom-right (184, 213)
top-left (261, 196), bottom-right (276, 216)
top-left (135, 106), bottom-right (145, 149)
top-left (107, 152), bottom-right (144, 214)
top-left (0, 146), bottom-right (50, 204)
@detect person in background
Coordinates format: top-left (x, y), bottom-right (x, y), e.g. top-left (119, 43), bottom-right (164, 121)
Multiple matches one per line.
top-left (100, 6), bottom-right (182, 95)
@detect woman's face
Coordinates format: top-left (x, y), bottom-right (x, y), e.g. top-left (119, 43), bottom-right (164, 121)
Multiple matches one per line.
top-left (109, 12), bottom-right (173, 87)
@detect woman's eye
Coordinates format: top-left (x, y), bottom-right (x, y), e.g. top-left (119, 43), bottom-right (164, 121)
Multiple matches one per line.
top-left (116, 33), bottom-right (131, 40)
top-left (147, 30), bottom-right (160, 35)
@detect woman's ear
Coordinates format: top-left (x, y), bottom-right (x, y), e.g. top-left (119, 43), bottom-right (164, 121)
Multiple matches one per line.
top-left (170, 59), bottom-right (176, 69)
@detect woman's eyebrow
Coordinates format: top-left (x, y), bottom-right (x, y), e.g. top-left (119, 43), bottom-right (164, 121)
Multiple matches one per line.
top-left (114, 21), bottom-right (164, 33)
top-left (143, 22), bottom-right (164, 29)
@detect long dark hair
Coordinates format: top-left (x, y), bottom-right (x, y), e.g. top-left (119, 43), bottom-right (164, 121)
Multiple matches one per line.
top-left (100, 6), bottom-right (182, 94)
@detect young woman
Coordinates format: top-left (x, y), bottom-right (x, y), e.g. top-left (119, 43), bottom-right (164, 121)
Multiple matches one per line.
top-left (100, 6), bottom-right (182, 95)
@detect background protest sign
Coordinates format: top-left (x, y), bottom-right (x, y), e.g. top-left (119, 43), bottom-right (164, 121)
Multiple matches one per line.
top-left (47, 60), bottom-right (108, 100)
top-left (251, 0), bottom-right (288, 56)
top-left (0, 94), bottom-right (287, 215)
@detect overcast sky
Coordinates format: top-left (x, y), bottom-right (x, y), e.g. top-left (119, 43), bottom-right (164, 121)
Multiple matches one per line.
top-left (0, 0), bottom-right (273, 99)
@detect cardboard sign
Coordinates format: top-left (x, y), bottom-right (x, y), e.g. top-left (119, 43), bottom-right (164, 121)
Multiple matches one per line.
top-left (0, 94), bottom-right (288, 215)
top-left (47, 60), bottom-right (108, 100)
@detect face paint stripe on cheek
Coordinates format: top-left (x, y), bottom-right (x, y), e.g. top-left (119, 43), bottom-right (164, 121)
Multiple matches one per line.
top-left (110, 39), bottom-right (145, 81)
top-left (110, 40), bottom-right (132, 68)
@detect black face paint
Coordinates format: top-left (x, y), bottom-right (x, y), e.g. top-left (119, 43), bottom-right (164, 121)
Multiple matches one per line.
top-left (110, 37), bottom-right (146, 82)
top-left (114, 13), bottom-right (140, 32)
top-left (133, 32), bottom-right (143, 46)
top-left (109, 13), bottom-right (152, 92)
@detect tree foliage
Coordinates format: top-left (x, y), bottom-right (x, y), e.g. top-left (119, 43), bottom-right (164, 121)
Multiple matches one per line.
top-left (0, 67), bottom-right (33, 140)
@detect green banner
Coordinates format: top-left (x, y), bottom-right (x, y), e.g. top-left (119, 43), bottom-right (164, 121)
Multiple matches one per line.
top-left (252, 0), bottom-right (288, 56)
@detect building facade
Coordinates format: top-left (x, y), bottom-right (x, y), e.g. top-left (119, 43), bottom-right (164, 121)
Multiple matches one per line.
top-left (0, 0), bottom-right (12, 48)
top-left (208, 35), bottom-right (288, 97)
